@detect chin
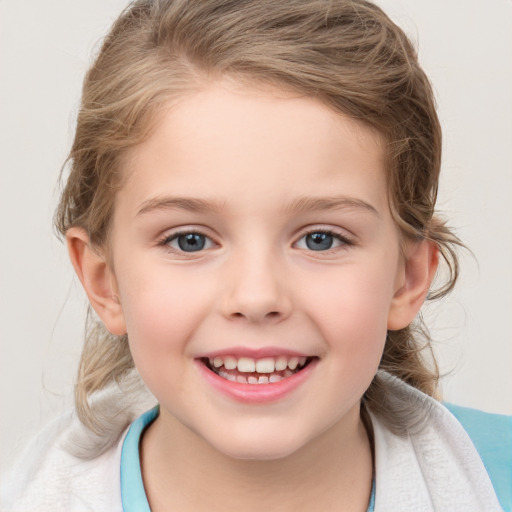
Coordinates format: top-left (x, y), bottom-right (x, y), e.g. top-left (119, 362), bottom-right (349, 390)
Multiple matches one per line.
top-left (204, 427), bottom-right (310, 462)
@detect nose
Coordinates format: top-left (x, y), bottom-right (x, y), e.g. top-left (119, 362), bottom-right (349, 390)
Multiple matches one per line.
top-left (220, 250), bottom-right (292, 324)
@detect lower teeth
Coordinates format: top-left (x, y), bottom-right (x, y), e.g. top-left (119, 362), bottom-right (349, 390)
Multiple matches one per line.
top-left (217, 369), bottom-right (294, 384)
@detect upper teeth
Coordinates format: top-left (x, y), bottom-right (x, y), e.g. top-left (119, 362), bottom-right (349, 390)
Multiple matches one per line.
top-left (209, 355), bottom-right (308, 373)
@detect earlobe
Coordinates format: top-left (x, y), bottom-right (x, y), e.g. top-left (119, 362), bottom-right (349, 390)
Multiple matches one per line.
top-left (66, 227), bottom-right (126, 335)
top-left (387, 239), bottom-right (439, 331)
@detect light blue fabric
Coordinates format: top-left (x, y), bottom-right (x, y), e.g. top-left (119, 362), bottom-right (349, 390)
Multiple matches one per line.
top-left (120, 406), bottom-right (158, 512)
top-left (367, 478), bottom-right (376, 512)
top-left (445, 403), bottom-right (512, 512)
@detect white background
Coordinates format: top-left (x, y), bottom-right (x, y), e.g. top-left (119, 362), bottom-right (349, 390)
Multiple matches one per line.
top-left (1, 0), bottom-right (511, 472)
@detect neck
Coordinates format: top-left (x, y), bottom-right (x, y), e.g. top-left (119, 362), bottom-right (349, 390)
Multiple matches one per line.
top-left (140, 405), bottom-right (373, 512)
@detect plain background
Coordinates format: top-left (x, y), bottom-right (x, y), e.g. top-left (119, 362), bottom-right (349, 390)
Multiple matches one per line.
top-left (1, 0), bottom-right (511, 472)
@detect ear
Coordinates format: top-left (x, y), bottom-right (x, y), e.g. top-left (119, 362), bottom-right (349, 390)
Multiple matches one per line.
top-left (66, 227), bottom-right (127, 335)
top-left (387, 239), bottom-right (439, 330)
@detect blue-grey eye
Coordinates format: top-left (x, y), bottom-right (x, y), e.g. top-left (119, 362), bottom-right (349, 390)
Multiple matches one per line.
top-left (295, 230), bottom-right (348, 252)
top-left (305, 232), bottom-right (334, 251)
top-left (176, 233), bottom-right (207, 252)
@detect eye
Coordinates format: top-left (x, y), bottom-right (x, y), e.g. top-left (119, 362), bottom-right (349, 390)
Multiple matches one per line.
top-left (295, 230), bottom-right (351, 252)
top-left (163, 231), bottom-right (214, 253)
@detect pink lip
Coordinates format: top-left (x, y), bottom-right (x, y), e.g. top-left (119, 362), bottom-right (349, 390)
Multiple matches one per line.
top-left (195, 357), bottom-right (318, 404)
top-left (197, 346), bottom-right (312, 359)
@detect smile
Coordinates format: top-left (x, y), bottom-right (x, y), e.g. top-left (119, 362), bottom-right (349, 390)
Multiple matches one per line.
top-left (196, 349), bottom-right (318, 403)
top-left (202, 355), bottom-right (313, 384)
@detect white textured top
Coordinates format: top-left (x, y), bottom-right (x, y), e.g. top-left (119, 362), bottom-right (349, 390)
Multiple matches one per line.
top-left (370, 374), bottom-right (502, 511)
top-left (0, 412), bottom-right (127, 512)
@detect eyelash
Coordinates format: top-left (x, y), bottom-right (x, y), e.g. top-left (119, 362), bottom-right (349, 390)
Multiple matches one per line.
top-left (156, 227), bottom-right (354, 255)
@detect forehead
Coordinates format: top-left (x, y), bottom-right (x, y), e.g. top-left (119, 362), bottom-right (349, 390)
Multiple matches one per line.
top-left (119, 81), bottom-right (388, 217)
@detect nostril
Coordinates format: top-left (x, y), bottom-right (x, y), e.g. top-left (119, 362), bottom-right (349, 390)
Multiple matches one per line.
top-left (230, 311), bottom-right (281, 320)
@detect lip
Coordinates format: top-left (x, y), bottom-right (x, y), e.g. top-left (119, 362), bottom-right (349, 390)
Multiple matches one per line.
top-left (197, 346), bottom-right (312, 359)
top-left (195, 356), bottom-right (318, 404)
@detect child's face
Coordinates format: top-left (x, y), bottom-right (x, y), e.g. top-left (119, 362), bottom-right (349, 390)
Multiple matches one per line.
top-left (108, 82), bottom-right (407, 459)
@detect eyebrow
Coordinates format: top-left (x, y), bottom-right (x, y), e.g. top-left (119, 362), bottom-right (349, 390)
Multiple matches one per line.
top-left (136, 195), bottom-right (379, 217)
top-left (284, 196), bottom-right (380, 216)
top-left (136, 196), bottom-right (226, 217)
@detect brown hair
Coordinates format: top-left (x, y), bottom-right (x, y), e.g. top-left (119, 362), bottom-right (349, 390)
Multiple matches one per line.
top-left (56, 0), bottom-right (461, 444)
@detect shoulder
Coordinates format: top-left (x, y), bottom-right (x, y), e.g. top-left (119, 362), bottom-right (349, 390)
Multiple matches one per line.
top-left (444, 402), bottom-right (512, 512)
top-left (369, 372), bottom-right (506, 511)
top-left (0, 411), bottom-right (126, 512)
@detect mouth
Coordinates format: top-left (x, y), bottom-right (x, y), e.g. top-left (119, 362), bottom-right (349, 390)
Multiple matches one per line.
top-left (199, 355), bottom-right (315, 385)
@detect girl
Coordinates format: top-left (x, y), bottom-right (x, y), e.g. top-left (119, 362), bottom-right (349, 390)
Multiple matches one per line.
top-left (1, 0), bottom-right (510, 510)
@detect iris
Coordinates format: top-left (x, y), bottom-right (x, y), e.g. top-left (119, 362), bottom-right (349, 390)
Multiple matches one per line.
top-left (177, 233), bottom-right (206, 252)
top-left (305, 232), bottom-right (334, 251)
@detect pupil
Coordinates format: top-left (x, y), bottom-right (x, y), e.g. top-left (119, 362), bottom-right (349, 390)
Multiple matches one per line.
top-left (306, 232), bottom-right (333, 251)
top-left (178, 233), bottom-right (205, 252)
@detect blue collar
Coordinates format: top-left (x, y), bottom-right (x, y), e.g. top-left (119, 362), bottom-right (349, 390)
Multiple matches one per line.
top-left (368, 478), bottom-right (376, 511)
top-left (120, 407), bottom-right (375, 511)
top-left (120, 407), bottom-right (158, 512)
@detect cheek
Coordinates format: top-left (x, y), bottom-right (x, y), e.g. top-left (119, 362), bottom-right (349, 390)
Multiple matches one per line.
top-left (298, 260), bottom-right (397, 353)
top-left (115, 267), bottom-right (213, 366)
top-left (117, 277), bottom-right (209, 404)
